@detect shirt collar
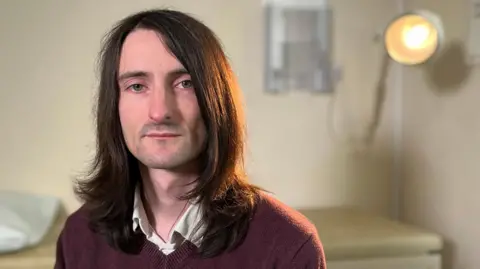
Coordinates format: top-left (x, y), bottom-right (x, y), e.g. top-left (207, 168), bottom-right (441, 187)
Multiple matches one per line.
top-left (132, 186), bottom-right (204, 246)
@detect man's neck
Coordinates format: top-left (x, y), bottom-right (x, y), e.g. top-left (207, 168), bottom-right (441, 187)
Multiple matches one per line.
top-left (141, 168), bottom-right (196, 206)
top-left (139, 165), bottom-right (198, 238)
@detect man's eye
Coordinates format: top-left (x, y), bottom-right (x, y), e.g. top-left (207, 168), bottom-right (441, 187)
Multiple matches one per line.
top-left (128, 84), bottom-right (144, 92)
top-left (179, 80), bottom-right (193, 89)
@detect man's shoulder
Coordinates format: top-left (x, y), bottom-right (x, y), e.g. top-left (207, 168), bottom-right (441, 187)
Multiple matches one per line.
top-left (60, 205), bottom-right (92, 236)
top-left (247, 192), bottom-right (325, 268)
top-left (253, 192), bottom-right (319, 239)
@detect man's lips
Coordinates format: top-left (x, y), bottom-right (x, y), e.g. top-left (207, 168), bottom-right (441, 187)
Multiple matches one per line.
top-left (145, 132), bottom-right (180, 138)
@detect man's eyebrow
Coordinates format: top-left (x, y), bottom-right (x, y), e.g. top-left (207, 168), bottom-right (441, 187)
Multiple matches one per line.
top-left (117, 71), bottom-right (150, 81)
top-left (168, 68), bottom-right (190, 77)
top-left (117, 68), bottom-right (190, 81)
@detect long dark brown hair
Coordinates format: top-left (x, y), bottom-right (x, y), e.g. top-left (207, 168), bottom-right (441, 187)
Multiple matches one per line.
top-left (74, 9), bottom-right (260, 258)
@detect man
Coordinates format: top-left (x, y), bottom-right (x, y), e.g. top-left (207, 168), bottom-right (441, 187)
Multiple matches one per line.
top-left (55, 9), bottom-right (326, 269)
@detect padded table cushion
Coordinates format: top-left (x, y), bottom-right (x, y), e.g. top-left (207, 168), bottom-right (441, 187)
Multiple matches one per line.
top-left (0, 208), bottom-right (66, 268)
top-left (299, 207), bottom-right (443, 260)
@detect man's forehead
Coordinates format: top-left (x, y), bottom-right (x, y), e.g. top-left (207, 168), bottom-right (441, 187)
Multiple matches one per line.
top-left (118, 29), bottom-right (184, 75)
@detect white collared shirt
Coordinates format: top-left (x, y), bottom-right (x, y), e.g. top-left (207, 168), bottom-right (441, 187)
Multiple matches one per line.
top-left (132, 187), bottom-right (204, 255)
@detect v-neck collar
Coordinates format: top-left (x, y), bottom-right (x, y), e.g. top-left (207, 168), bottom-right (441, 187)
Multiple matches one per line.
top-left (141, 238), bottom-right (197, 268)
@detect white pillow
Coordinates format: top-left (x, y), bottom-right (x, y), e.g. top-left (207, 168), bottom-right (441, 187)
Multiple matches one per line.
top-left (0, 191), bottom-right (60, 253)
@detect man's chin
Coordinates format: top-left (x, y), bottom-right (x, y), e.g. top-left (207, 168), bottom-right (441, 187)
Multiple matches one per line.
top-left (137, 152), bottom-right (180, 167)
top-left (140, 159), bottom-right (178, 170)
top-left (139, 153), bottom-right (200, 171)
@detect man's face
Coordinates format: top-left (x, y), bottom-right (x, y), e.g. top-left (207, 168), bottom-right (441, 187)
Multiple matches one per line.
top-left (118, 29), bottom-right (206, 170)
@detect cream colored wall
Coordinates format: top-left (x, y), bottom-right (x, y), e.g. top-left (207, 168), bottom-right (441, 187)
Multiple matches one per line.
top-left (401, 0), bottom-right (480, 269)
top-left (0, 0), bottom-right (398, 216)
top-left (2, 1), bottom-right (477, 268)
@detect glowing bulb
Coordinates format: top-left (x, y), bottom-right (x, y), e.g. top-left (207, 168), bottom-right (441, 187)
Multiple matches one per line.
top-left (384, 11), bottom-right (444, 65)
top-left (402, 24), bottom-right (431, 49)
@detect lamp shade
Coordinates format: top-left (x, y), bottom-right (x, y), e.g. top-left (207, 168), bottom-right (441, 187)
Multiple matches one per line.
top-left (384, 10), bottom-right (444, 65)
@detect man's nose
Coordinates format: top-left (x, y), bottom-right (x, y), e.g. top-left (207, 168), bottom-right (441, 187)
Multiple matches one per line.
top-left (148, 87), bottom-right (174, 122)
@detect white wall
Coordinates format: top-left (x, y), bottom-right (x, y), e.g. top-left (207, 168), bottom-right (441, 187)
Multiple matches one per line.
top-left (0, 1), bottom-right (397, 217)
top-left (4, 1), bottom-right (479, 268)
top-left (401, 0), bottom-right (480, 268)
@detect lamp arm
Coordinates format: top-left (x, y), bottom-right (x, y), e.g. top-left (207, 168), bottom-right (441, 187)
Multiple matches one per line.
top-left (326, 51), bottom-right (392, 151)
top-left (363, 52), bottom-right (392, 145)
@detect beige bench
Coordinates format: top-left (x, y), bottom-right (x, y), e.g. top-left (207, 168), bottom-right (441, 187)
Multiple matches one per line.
top-left (299, 207), bottom-right (443, 269)
top-left (0, 206), bottom-right (443, 269)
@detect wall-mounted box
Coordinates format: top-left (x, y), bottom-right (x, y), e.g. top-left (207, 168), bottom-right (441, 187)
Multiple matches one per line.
top-left (263, 0), bottom-right (337, 93)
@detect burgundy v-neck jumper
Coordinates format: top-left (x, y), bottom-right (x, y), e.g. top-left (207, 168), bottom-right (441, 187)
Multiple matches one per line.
top-left (54, 194), bottom-right (326, 269)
